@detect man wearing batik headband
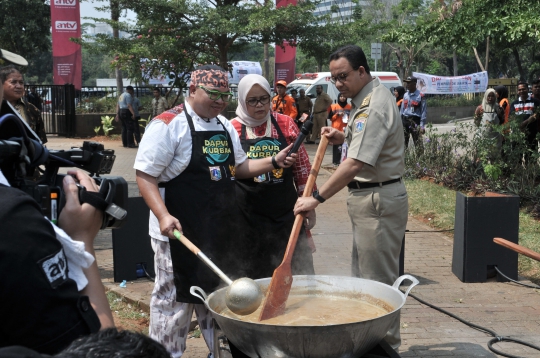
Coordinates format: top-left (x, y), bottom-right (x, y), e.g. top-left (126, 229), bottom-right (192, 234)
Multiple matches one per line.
top-left (134, 65), bottom-right (297, 358)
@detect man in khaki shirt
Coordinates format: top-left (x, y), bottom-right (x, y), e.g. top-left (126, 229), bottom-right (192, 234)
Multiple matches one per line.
top-left (296, 89), bottom-right (313, 127)
top-left (306, 85), bottom-right (332, 143)
top-left (294, 45), bottom-right (408, 350)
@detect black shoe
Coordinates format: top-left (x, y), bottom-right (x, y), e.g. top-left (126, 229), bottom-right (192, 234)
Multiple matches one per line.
top-left (305, 141), bottom-right (315, 144)
top-left (128, 145), bottom-right (138, 148)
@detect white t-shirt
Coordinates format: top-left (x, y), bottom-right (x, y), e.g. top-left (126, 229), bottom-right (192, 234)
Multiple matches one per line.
top-left (133, 101), bottom-right (248, 241)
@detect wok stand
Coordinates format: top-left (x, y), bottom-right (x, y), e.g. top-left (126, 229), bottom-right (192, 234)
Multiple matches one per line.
top-left (213, 324), bottom-right (402, 358)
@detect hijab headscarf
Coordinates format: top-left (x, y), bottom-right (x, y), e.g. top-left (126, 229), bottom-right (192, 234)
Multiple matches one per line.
top-left (337, 93), bottom-right (347, 107)
top-left (482, 88), bottom-right (498, 114)
top-left (494, 85), bottom-right (508, 100)
top-left (394, 86), bottom-right (406, 102)
top-left (235, 74), bottom-right (271, 127)
top-left (481, 88), bottom-right (500, 126)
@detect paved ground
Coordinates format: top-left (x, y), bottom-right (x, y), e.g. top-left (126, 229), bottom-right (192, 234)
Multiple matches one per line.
top-left (46, 134), bottom-right (540, 358)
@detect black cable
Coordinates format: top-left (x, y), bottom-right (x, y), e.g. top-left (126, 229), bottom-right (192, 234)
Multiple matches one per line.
top-left (495, 266), bottom-right (540, 289)
top-left (404, 290), bottom-right (540, 358)
top-left (405, 229), bottom-right (454, 233)
top-left (143, 265), bottom-right (155, 281)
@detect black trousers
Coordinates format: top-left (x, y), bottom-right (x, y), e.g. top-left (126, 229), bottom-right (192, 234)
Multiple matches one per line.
top-left (332, 143), bottom-right (342, 164)
top-left (119, 109), bottom-right (135, 147)
top-left (402, 115), bottom-right (423, 153)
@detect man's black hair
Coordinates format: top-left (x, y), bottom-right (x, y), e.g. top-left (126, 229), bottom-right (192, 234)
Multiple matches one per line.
top-left (329, 45), bottom-right (371, 75)
top-left (152, 87), bottom-right (161, 93)
top-left (532, 79), bottom-right (540, 86)
top-left (126, 85), bottom-right (134, 91)
top-left (517, 81), bottom-right (528, 88)
top-left (56, 328), bottom-right (170, 358)
top-left (196, 64), bottom-right (227, 72)
top-left (0, 65), bottom-right (22, 83)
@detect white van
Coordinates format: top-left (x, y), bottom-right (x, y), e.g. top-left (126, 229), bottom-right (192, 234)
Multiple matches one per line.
top-left (287, 71), bottom-right (402, 103)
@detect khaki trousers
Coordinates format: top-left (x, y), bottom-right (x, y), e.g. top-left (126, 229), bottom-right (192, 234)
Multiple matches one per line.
top-left (308, 112), bottom-right (328, 142)
top-left (347, 180), bottom-right (408, 349)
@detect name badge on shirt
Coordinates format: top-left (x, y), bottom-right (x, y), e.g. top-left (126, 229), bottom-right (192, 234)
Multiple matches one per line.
top-left (209, 166), bottom-right (222, 181)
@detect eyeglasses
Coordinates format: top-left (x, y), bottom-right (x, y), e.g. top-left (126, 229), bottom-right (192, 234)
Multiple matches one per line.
top-left (330, 69), bottom-right (356, 84)
top-left (7, 80), bottom-right (24, 86)
top-left (246, 95), bottom-right (271, 107)
top-left (198, 85), bottom-right (233, 102)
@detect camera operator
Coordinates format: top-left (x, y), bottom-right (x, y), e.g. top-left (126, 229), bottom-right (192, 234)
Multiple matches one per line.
top-left (0, 48), bottom-right (114, 354)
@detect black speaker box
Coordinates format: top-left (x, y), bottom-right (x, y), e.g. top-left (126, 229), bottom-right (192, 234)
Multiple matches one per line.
top-left (452, 192), bottom-right (520, 283)
top-left (112, 196), bottom-right (155, 282)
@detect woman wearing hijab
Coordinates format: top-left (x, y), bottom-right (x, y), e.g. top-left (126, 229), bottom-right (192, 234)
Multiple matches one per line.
top-left (230, 74), bottom-right (316, 280)
top-left (475, 88), bottom-right (503, 156)
top-left (327, 93), bottom-right (351, 166)
top-left (394, 86), bottom-right (406, 108)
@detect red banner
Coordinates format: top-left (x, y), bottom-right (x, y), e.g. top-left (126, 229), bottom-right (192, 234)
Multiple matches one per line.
top-left (274, 0), bottom-right (297, 86)
top-left (51, 0), bottom-right (82, 90)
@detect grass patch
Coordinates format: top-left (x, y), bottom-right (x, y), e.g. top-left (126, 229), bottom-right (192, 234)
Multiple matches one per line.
top-left (405, 178), bottom-right (456, 231)
top-left (107, 291), bottom-right (149, 334)
top-left (405, 178), bottom-right (540, 283)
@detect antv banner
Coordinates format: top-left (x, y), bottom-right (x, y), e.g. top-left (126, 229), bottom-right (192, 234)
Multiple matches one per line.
top-left (51, 0), bottom-right (82, 90)
top-left (412, 71), bottom-right (488, 94)
top-left (274, 0), bottom-right (297, 86)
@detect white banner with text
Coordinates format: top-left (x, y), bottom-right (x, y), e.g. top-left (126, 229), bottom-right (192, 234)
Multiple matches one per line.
top-left (412, 71), bottom-right (488, 94)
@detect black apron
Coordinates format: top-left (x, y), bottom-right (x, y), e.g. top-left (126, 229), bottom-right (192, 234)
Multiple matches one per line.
top-left (235, 115), bottom-right (314, 279)
top-left (162, 112), bottom-right (239, 303)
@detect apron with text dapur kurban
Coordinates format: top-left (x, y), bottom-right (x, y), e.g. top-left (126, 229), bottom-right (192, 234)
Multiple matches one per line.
top-left (235, 115), bottom-right (301, 279)
top-left (162, 112), bottom-right (239, 303)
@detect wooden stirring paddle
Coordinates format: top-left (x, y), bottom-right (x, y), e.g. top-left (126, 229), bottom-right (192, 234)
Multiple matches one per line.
top-left (494, 237), bottom-right (540, 262)
top-left (258, 136), bottom-right (329, 321)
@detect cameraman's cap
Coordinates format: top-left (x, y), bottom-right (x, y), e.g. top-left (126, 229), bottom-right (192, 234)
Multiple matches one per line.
top-left (403, 76), bottom-right (418, 83)
top-left (0, 49), bottom-right (28, 66)
top-left (276, 80), bottom-right (287, 88)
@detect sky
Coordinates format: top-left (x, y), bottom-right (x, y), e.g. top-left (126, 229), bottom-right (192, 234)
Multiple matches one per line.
top-left (79, 1), bottom-right (136, 23)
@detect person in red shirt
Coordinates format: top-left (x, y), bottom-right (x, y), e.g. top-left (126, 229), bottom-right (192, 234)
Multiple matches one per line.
top-left (327, 93), bottom-right (351, 166)
top-left (231, 74), bottom-right (316, 279)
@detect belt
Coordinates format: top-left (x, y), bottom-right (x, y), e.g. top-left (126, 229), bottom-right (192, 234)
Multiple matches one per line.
top-left (347, 178), bottom-right (401, 190)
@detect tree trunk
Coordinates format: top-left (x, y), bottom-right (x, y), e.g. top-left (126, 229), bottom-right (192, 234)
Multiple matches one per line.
top-left (512, 47), bottom-right (525, 80)
top-left (472, 47), bottom-right (485, 72)
top-left (394, 47), bottom-right (404, 79)
top-left (111, 0), bottom-right (123, 94)
top-left (484, 36), bottom-right (490, 72)
top-left (453, 49), bottom-right (458, 76)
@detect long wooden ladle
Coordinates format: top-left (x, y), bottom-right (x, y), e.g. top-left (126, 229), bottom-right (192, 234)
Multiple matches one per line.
top-left (258, 136), bottom-right (329, 321)
top-left (493, 237), bottom-right (540, 262)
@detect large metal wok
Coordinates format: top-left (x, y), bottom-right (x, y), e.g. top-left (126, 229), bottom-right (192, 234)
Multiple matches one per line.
top-left (191, 274), bottom-right (419, 358)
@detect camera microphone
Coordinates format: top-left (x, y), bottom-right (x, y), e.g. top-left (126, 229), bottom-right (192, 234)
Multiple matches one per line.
top-left (287, 119), bottom-right (313, 156)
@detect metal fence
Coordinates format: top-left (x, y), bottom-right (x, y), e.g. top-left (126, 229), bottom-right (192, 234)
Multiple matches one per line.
top-left (28, 84), bottom-right (76, 136)
top-left (29, 84), bottom-right (242, 137)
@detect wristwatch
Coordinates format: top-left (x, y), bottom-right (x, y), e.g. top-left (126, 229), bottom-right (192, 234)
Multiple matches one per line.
top-left (312, 190), bottom-right (326, 203)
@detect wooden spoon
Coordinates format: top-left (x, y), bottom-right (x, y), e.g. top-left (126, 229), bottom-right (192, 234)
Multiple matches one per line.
top-left (258, 136), bottom-right (329, 321)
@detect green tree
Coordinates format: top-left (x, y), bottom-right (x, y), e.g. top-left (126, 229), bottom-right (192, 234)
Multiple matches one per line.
top-left (0, 0), bottom-right (51, 62)
top-left (421, 0), bottom-right (540, 79)
top-left (380, 0), bottom-right (430, 78)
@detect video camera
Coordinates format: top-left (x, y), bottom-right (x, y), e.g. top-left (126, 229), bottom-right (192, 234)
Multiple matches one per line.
top-left (0, 101), bottom-right (128, 229)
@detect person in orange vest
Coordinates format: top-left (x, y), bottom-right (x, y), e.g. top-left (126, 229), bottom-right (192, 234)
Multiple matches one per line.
top-left (272, 80), bottom-right (298, 120)
top-left (327, 93), bottom-right (351, 166)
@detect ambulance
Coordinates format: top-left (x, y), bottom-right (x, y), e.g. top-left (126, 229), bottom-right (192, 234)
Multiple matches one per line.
top-left (287, 71), bottom-right (402, 103)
